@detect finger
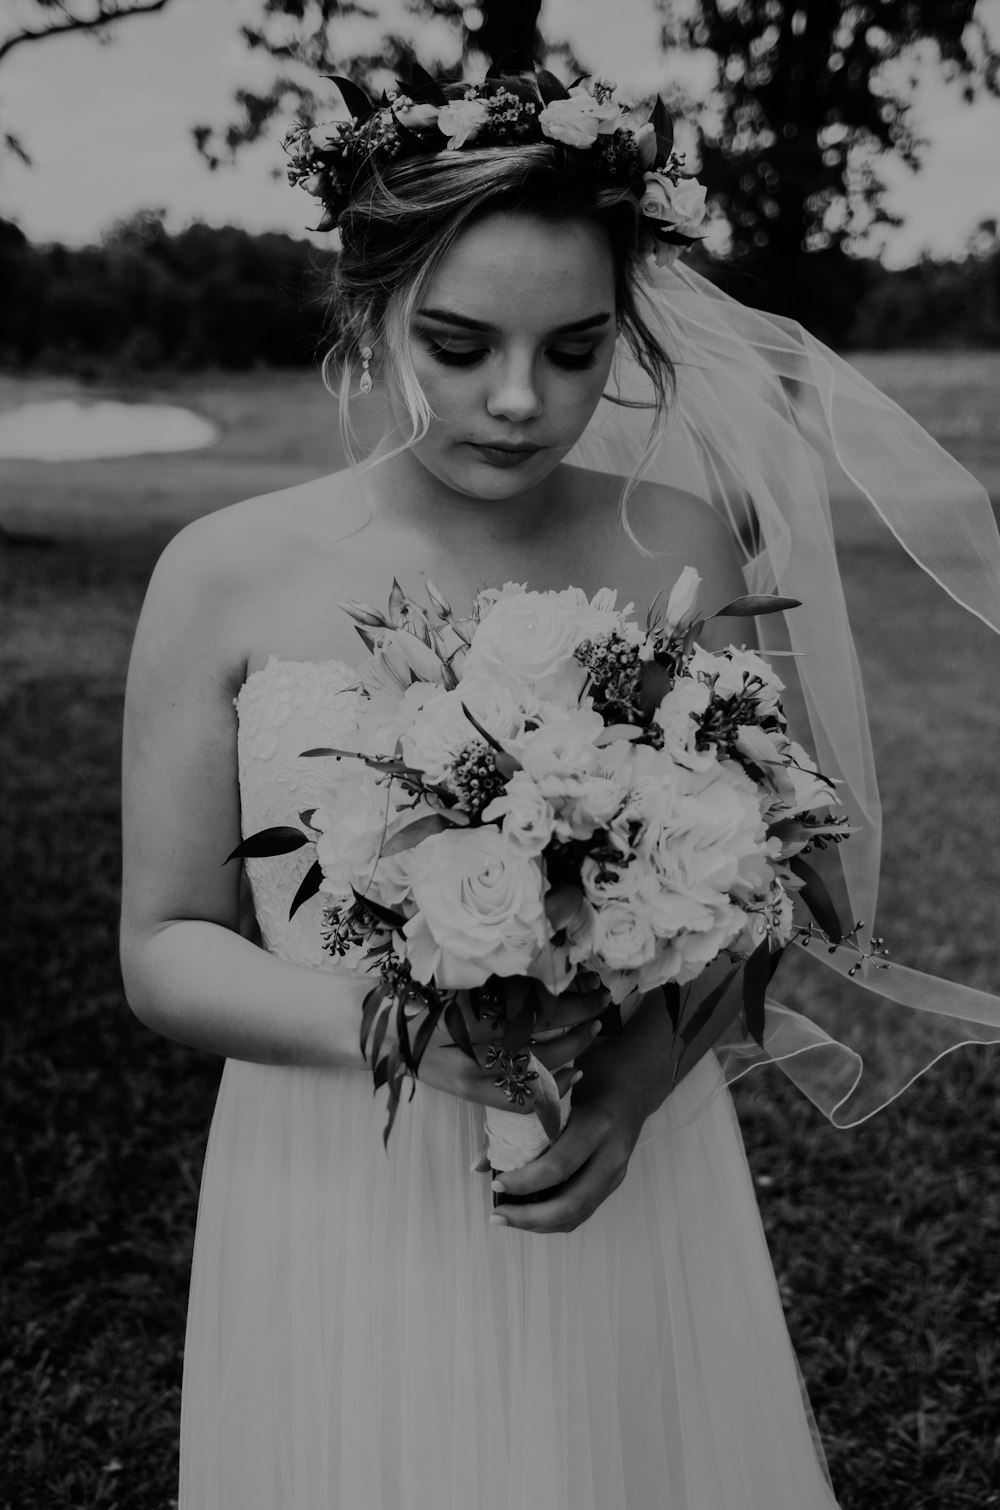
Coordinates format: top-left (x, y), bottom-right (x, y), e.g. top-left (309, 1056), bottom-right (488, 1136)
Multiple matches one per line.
top-left (492, 1114), bottom-right (600, 1200)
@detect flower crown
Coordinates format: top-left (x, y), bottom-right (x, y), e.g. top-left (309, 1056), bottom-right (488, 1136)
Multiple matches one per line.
top-left (284, 65), bottom-right (708, 267)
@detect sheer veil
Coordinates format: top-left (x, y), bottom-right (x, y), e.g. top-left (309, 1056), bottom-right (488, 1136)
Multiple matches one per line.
top-left (569, 260), bottom-right (1000, 1126)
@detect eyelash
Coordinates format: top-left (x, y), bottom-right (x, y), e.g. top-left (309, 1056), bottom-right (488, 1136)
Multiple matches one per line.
top-left (422, 341), bottom-right (599, 372)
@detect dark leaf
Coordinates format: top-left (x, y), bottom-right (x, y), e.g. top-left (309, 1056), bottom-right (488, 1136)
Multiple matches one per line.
top-left (298, 808), bottom-right (318, 830)
top-left (360, 983), bottom-right (390, 1060)
top-left (370, 1000), bottom-right (392, 1069)
top-left (530, 1056), bottom-right (564, 1142)
top-left (444, 998), bottom-right (479, 1062)
top-left (410, 1000), bottom-right (443, 1072)
top-left (288, 859), bottom-right (323, 919)
top-left (396, 992), bottom-right (414, 1071)
top-left (354, 624), bottom-right (378, 654)
top-left (325, 75), bottom-right (375, 122)
top-left (637, 659), bottom-right (675, 719)
top-left (742, 939), bottom-right (772, 1048)
top-left (503, 980), bottom-right (537, 1053)
top-left (351, 888), bottom-right (407, 932)
top-left (535, 68), bottom-right (570, 103)
top-left (381, 813), bottom-right (457, 858)
top-left (650, 96), bottom-right (674, 160)
top-left (767, 944), bottom-right (787, 983)
top-left (679, 962), bottom-right (742, 1048)
top-left (494, 750), bottom-right (521, 780)
top-left (224, 826), bottom-right (307, 863)
top-left (598, 998), bottom-right (623, 1037)
top-left (710, 594), bottom-right (802, 619)
top-left (408, 63), bottom-right (448, 106)
top-left (788, 857), bottom-right (844, 944)
top-left (381, 1077), bottom-right (402, 1148)
top-left (664, 980), bottom-right (681, 1030)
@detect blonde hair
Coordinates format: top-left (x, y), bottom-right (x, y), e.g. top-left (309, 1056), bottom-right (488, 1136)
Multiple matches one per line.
top-left (322, 137), bottom-right (675, 533)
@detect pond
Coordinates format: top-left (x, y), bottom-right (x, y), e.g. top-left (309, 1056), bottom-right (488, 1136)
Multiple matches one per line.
top-left (0, 399), bottom-right (219, 461)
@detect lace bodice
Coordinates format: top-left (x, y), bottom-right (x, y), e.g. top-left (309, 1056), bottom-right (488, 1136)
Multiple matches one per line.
top-left (235, 655), bottom-right (367, 972)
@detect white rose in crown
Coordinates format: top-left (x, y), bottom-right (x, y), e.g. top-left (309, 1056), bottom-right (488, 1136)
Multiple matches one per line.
top-left (403, 829), bottom-right (547, 989)
top-left (403, 679), bottom-right (525, 785)
top-left (538, 85), bottom-right (619, 148)
top-left (463, 590), bottom-right (607, 700)
top-left (437, 98), bottom-right (490, 149)
top-left (482, 773), bottom-right (555, 858)
top-left (640, 173), bottom-right (709, 238)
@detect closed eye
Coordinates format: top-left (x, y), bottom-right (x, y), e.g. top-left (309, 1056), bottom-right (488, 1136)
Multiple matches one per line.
top-left (422, 340), bottom-right (599, 372)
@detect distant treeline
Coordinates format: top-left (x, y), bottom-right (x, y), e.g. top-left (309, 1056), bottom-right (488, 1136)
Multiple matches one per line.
top-left (1, 210), bottom-right (998, 371)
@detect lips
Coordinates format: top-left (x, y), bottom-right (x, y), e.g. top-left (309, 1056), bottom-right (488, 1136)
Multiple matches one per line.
top-left (467, 442), bottom-right (543, 468)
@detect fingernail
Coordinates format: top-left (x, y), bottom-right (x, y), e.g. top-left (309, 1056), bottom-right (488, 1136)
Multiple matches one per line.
top-left (489, 1214), bottom-right (509, 1227)
top-left (491, 1178), bottom-right (506, 1194)
top-left (570, 1070), bottom-right (584, 1087)
top-left (590, 1022), bottom-right (602, 1037)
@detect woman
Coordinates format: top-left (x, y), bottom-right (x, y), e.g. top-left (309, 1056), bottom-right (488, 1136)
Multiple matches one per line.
top-left (120, 72), bottom-right (1000, 1510)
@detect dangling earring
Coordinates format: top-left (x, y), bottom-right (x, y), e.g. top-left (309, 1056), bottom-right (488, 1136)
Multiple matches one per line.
top-left (359, 344), bottom-right (374, 394)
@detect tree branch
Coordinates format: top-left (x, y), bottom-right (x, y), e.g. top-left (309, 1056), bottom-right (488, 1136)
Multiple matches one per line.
top-left (0, 0), bottom-right (174, 68)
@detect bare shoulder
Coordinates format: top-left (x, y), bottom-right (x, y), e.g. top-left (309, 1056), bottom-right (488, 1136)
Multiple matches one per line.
top-left (626, 480), bottom-right (744, 583)
top-left (137, 471), bottom-right (360, 682)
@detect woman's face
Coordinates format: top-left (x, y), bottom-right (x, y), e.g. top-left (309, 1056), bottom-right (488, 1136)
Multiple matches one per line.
top-left (389, 211), bottom-right (618, 502)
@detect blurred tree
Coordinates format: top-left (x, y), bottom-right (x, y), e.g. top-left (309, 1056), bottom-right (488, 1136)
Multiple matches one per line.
top-left (192, 0), bottom-right (542, 170)
top-left (0, 1), bottom-right (175, 164)
top-left (670, 0), bottom-right (1000, 338)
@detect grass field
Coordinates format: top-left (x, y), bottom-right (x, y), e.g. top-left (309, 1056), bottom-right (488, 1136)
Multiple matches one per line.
top-left (2, 358), bottom-right (999, 1510)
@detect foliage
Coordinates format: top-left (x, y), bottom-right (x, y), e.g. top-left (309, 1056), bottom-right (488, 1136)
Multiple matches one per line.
top-left (1, 359), bottom-right (998, 1505)
top-left (674, 0), bottom-right (1000, 336)
top-left (0, 0), bottom-right (176, 164)
top-left (0, 211), bottom-right (337, 372)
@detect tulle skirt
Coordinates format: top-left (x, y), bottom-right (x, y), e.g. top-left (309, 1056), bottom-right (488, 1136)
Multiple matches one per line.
top-left (180, 1047), bottom-right (841, 1510)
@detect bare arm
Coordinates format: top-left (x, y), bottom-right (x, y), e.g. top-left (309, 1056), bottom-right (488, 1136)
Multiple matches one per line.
top-left (119, 510), bottom-right (371, 1070)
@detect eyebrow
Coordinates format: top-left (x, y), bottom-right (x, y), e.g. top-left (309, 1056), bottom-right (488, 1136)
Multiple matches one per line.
top-left (415, 307), bottom-right (613, 335)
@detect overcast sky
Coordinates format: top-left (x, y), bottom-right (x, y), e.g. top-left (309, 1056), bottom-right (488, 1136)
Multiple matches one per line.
top-left (2, 0), bottom-right (998, 265)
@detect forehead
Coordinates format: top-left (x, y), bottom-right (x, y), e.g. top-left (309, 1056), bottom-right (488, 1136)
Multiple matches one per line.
top-left (419, 212), bottom-right (615, 329)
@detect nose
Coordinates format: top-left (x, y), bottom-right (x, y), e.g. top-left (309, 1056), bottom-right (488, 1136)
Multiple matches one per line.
top-left (485, 351), bottom-right (543, 424)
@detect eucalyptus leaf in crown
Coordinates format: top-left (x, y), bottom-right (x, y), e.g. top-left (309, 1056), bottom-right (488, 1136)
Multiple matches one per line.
top-left (283, 65), bottom-right (708, 266)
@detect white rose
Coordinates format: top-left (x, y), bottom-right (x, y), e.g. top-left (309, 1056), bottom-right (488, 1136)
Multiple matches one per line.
top-left (594, 899), bottom-right (658, 972)
top-left (403, 829), bottom-right (547, 989)
top-left (538, 93), bottom-right (604, 148)
top-left (437, 98), bottom-right (490, 149)
top-left (654, 676), bottom-right (716, 772)
top-left (482, 773), bottom-right (554, 858)
top-left (639, 173), bottom-right (708, 237)
top-left (402, 679), bottom-right (525, 784)
top-left (463, 590), bottom-right (606, 700)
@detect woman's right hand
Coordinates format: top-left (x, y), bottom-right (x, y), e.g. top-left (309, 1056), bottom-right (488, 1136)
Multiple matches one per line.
top-left (411, 980), bottom-right (607, 1114)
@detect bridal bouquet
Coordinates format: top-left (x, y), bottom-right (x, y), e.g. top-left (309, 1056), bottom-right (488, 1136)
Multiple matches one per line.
top-left (229, 570), bottom-right (851, 1169)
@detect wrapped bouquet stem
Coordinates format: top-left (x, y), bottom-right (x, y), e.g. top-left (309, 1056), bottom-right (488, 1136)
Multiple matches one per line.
top-left (228, 570), bottom-right (875, 1180)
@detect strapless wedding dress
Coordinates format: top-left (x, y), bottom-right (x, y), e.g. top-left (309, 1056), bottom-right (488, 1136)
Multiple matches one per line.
top-left (179, 655), bottom-right (842, 1510)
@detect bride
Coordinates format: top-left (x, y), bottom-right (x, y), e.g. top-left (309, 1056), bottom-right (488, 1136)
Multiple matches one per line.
top-left (119, 69), bottom-right (1000, 1510)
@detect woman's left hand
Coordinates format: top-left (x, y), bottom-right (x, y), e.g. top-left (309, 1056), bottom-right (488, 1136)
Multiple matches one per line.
top-left (489, 988), bottom-right (676, 1234)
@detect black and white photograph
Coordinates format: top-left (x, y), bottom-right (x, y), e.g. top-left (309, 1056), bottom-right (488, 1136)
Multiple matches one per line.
top-left (2, 1), bottom-right (999, 1506)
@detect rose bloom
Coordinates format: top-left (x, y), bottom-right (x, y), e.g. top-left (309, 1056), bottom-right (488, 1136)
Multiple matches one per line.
top-left (538, 86), bottom-right (619, 148)
top-left (482, 772), bottom-right (554, 858)
top-left (437, 98), bottom-right (490, 149)
top-left (539, 772), bottom-right (625, 842)
top-left (402, 678), bottom-right (525, 784)
top-left (403, 829), bottom-right (547, 989)
top-left (464, 588), bottom-right (614, 701)
top-left (639, 174), bottom-right (708, 237)
top-left (593, 898), bottom-right (659, 972)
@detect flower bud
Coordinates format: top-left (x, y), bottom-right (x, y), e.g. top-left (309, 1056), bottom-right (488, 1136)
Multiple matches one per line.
top-left (425, 580), bottom-right (452, 618)
top-left (341, 599), bottom-right (389, 628)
